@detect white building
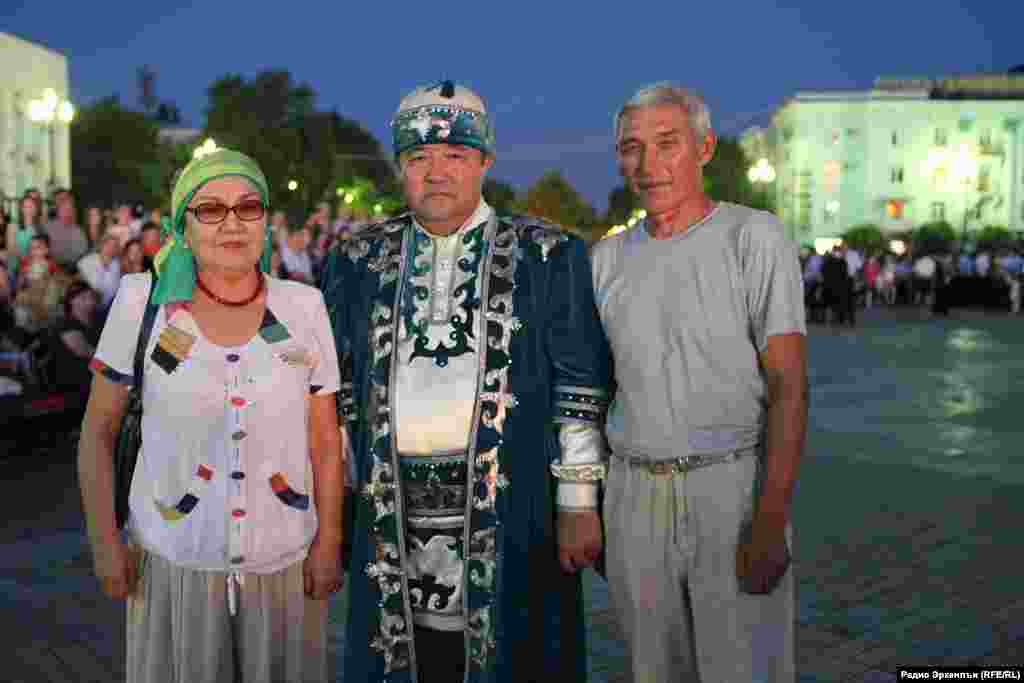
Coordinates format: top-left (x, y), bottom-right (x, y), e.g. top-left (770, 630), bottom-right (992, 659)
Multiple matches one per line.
top-left (742, 73), bottom-right (1024, 244)
top-left (0, 32), bottom-right (72, 213)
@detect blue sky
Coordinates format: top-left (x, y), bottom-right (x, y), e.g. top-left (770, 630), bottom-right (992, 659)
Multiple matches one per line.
top-left (4, 1), bottom-right (1021, 208)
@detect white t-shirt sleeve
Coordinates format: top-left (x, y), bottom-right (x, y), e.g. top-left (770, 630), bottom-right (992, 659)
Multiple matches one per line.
top-left (742, 215), bottom-right (807, 352)
top-left (308, 289), bottom-right (341, 396)
top-left (91, 273), bottom-right (151, 384)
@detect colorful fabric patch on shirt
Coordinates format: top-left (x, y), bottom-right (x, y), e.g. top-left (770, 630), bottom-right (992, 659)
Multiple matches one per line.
top-left (279, 346), bottom-right (318, 368)
top-left (89, 358), bottom-right (132, 385)
top-left (151, 324), bottom-right (195, 374)
top-left (269, 473), bottom-right (310, 510)
top-left (154, 464), bottom-right (214, 521)
top-left (259, 309), bottom-right (291, 344)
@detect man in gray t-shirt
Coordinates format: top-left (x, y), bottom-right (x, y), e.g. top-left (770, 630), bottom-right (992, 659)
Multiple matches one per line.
top-left (592, 83), bottom-right (807, 682)
top-left (44, 189), bottom-right (88, 271)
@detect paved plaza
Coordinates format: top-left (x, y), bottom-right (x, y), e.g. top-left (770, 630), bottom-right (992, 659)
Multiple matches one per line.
top-left (2, 308), bottom-right (1023, 681)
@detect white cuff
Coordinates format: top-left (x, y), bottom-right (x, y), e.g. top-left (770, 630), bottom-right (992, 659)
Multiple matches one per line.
top-left (557, 482), bottom-right (599, 509)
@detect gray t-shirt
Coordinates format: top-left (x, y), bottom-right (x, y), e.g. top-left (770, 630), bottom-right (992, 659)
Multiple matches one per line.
top-left (44, 220), bottom-right (89, 269)
top-left (590, 202), bottom-right (806, 461)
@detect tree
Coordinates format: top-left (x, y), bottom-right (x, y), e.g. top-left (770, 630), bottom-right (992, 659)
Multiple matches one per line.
top-left (976, 224), bottom-right (1012, 247)
top-left (704, 136), bottom-right (768, 209)
top-left (203, 70), bottom-right (394, 216)
top-left (71, 96), bottom-right (164, 209)
top-left (913, 221), bottom-right (956, 243)
top-left (604, 185), bottom-right (638, 226)
top-left (482, 178), bottom-right (517, 214)
top-left (841, 224), bottom-right (885, 252)
top-left (515, 171), bottom-right (600, 242)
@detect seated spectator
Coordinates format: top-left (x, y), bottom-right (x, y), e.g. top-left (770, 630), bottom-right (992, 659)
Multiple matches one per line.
top-left (14, 234), bottom-right (68, 333)
top-left (18, 234), bottom-right (59, 286)
top-left (0, 208), bottom-right (9, 265)
top-left (120, 237), bottom-right (147, 275)
top-left (0, 261), bottom-right (29, 380)
top-left (84, 205), bottom-right (105, 248)
top-left (6, 193), bottom-right (43, 281)
top-left (332, 205), bottom-right (353, 240)
top-left (270, 209), bottom-right (290, 248)
top-left (0, 262), bottom-right (17, 343)
top-left (77, 233), bottom-right (121, 309)
top-left (44, 188), bottom-right (89, 271)
top-left (52, 281), bottom-right (101, 392)
top-left (280, 226), bottom-right (315, 285)
top-left (269, 243), bottom-right (287, 279)
top-left (106, 202), bottom-right (141, 249)
top-left (139, 221), bottom-right (163, 260)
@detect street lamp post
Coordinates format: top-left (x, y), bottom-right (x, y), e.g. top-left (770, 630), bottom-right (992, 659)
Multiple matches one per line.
top-left (27, 88), bottom-right (74, 196)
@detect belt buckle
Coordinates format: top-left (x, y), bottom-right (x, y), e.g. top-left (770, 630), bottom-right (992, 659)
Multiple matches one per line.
top-left (648, 461), bottom-right (674, 476)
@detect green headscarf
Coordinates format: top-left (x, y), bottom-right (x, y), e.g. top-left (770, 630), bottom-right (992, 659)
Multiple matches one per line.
top-left (152, 148), bottom-right (271, 305)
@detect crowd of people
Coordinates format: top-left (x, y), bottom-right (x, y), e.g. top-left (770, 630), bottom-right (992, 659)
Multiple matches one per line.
top-left (0, 187), bottom-right (387, 400)
top-left (801, 242), bottom-right (1024, 325)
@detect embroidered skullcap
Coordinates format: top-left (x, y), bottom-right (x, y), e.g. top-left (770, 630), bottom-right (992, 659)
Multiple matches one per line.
top-left (151, 148), bottom-right (271, 305)
top-left (391, 80), bottom-right (495, 158)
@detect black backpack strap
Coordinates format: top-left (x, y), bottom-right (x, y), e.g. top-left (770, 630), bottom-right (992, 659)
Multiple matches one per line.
top-left (132, 276), bottom-right (160, 389)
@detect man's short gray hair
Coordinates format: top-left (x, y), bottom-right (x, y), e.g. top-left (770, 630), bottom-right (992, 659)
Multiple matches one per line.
top-left (614, 82), bottom-right (713, 143)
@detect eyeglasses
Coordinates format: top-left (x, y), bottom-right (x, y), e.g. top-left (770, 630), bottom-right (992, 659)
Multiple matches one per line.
top-left (186, 199), bottom-right (266, 225)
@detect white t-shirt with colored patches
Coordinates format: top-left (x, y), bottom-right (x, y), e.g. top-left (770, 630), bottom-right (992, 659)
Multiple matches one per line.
top-left (92, 273), bottom-right (341, 573)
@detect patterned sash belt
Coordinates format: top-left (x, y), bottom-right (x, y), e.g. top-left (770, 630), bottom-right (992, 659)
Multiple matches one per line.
top-left (399, 451), bottom-right (468, 632)
top-left (617, 445), bottom-right (757, 476)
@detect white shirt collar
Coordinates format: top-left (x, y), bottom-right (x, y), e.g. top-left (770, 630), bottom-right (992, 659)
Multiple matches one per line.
top-left (412, 198), bottom-right (492, 244)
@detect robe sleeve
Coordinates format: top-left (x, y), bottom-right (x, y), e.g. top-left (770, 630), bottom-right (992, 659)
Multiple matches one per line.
top-left (318, 247), bottom-right (357, 487)
top-left (543, 236), bottom-right (612, 510)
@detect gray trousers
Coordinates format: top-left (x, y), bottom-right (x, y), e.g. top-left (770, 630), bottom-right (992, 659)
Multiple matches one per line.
top-left (603, 450), bottom-right (795, 683)
top-left (126, 548), bottom-right (328, 683)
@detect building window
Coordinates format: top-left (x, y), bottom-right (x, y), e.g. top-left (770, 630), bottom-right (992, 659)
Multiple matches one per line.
top-left (934, 128), bottom-right (948, 146)
top-left (932, 166), bottom-right (949, 191)
top-left (891, 130), bottom-right (900, 146)
top-left (886, 200), bottom-right (905, 219)
top-left (890, 166), bottom-right (904, 184)
top-left (931, 202), bottom-right (946, 221)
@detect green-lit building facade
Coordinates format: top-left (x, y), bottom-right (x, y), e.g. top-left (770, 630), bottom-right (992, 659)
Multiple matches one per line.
top-left (742, 73), bottom-right (1024, 244)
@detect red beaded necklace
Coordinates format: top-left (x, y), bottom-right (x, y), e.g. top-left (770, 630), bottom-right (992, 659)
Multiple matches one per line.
top-left (195, 269), bottom-right (265, 307)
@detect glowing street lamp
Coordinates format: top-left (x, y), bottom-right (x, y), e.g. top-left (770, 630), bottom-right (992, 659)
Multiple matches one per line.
top-left (192, 138), bottom-right (218, 160)
top-left (27, 88), bottom-right (75, 192)
top-left (747, 158), bottom-right (776, 184)
top-left (287, 180), bottom-right (299, 191)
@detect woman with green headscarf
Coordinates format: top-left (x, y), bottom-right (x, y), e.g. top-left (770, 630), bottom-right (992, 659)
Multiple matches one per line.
top-left (78, 149), bottom-right (345, 683)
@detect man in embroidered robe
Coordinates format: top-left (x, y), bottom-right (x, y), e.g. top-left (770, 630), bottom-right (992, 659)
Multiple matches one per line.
top-left (591, 83), bottom-right (808, 681)
top-left (320, 81), bottom-right (611, 683)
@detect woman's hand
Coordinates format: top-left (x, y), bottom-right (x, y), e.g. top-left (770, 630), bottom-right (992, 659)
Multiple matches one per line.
top-left (303, 535), bottom-right (343, 600)
top-left (93, 538), bottom-right (139, 600)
